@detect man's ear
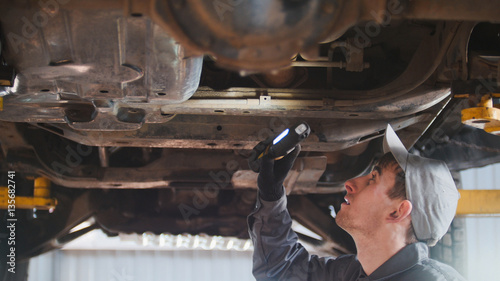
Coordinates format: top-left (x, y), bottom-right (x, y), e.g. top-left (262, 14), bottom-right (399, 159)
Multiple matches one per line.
top-left (388, 200), bottom-right (412, 223)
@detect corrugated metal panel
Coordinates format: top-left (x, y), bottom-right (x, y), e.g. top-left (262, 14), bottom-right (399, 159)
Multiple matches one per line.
top-left (460, 164), bottom-right (500, 281)
top-left (28, 164), bottom-right (500, 281)
top-left (29, 249), bottom-right (254, 281)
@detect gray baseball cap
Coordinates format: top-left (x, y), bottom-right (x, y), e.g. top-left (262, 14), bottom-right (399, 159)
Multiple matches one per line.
top-left (383, 124), bottom-right (460, 246)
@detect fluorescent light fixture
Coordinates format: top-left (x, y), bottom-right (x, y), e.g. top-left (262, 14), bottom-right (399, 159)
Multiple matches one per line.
top-left (329, 205), bottom-right (337, 218)
top-left (69, 218), bottom-right (95, 233)
top-left (291, 220), bottom-right (323, 241)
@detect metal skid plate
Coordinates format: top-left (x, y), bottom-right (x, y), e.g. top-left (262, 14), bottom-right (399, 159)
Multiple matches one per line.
top-left (0, 0), bottom-right (202, 125)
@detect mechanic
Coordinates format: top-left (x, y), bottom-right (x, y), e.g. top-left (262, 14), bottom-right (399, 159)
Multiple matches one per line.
top-left (248, 124), bottom-right (466, 280)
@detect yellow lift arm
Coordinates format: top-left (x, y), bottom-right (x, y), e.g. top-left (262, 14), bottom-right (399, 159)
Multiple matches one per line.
top-left (456, 189), bottom-right (500, 216)
top-left (0, 177), bottom-right (57, 211)
top-left (461, 93), bottom-right (500, 136)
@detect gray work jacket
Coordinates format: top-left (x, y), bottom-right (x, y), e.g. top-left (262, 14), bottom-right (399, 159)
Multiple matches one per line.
top-left (247, 194), bottom-right (466, 281)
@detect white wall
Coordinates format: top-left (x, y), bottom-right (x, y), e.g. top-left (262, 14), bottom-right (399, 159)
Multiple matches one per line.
top-left (27, 163), bottom-right (500, 281)
top-left (461, 164), bottom-right (500, 281)
top-left (29, 248), bottom-right (255, 281)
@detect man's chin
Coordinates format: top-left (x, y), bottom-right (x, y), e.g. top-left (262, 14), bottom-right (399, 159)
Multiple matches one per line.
top-left (335, 211), bottom-right (348, 231)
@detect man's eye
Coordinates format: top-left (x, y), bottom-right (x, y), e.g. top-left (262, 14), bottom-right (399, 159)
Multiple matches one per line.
top-left (368, 173), bottom-right (375, 182)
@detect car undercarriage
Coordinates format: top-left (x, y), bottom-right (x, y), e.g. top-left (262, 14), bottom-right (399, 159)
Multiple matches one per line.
top-left (1, 0), bottom-right (500, 267)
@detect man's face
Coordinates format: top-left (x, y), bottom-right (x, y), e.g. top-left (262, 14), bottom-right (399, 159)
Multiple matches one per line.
top-left (336, 163), bottom-right (400, 236)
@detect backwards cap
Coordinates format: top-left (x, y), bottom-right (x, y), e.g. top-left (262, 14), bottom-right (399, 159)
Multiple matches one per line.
top-left (383, 124), bottom-right (460, 246)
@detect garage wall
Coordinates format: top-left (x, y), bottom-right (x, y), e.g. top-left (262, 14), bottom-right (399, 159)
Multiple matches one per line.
top-left (460, 164), bottom-right (500, 281)
top-left (27, 164), bottom-right (500, 281)
top-left (28, 249), bottom-right (254, 281)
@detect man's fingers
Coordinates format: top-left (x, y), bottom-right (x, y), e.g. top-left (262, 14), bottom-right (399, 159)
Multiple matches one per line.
top-left (280, 144), bottom-right (301, 165)
top-left (258, 156), bottom-right (275, 183)
top-left (274, 145), bottom-right (301, 180)
top-left (260, 156), bottom-right (275, 171)
top-left (288, 144), bottom-right (301, 159)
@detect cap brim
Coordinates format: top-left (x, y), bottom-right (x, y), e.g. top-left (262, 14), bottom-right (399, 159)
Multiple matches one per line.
top-left (383, 124), bottom-right (409, 172)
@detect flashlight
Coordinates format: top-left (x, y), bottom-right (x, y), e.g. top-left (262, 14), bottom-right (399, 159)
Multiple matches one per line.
top-left (248, 122), bottom-right (310, 172)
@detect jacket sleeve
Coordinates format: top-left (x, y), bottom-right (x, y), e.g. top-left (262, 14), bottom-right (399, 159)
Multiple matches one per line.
top-left (247, 190), bottom-right (355, 281)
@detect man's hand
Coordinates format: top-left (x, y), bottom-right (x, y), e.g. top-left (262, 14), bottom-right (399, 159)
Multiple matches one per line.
top-left (257, 145), bottom-right (301, 201)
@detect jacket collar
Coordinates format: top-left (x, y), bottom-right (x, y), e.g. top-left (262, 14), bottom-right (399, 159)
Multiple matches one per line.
top-left (363, 242), bottom-right (428, 280)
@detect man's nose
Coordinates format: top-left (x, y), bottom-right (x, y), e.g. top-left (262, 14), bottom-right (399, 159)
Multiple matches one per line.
top-left (344, 180), bottom-right (356, 194)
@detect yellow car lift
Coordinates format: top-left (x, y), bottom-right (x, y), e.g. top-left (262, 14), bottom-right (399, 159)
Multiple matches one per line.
top-left (456, 189), bottom-right (500, 216)
top-left (461, 93), bottom-right (500, 136)
top-left (0, 177), bottom-right (57, 211)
